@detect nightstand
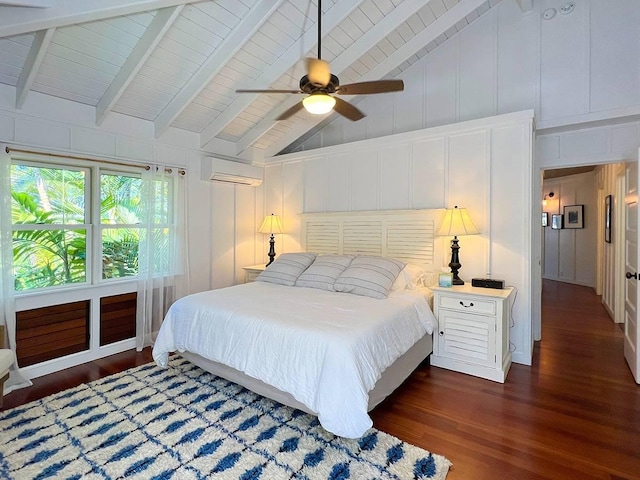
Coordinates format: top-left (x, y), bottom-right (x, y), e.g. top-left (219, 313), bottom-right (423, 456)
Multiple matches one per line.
top-left (242, 264), bottom-right (266, 283)
top-left (430, 284), bottom-right (514, 383)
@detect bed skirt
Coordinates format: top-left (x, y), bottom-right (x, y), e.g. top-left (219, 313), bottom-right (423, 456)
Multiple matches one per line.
top-left (182, 333), bottom-right (432, 415)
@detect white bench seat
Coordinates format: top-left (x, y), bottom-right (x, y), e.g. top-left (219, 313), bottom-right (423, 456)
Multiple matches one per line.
top-left (0, 349), bottom-right (15, 408)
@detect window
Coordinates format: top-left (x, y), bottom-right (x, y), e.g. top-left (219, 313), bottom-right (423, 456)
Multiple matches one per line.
top-left (10, 160), bottom-right (172, 292)
top-left (11, 163), bottom-right (89, 290)
top-left (100, 172), bottom-right (142, 279)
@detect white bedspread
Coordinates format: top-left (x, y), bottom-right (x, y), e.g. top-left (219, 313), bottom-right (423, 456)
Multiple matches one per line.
top-left (152, 282), bottom-right (436, 438)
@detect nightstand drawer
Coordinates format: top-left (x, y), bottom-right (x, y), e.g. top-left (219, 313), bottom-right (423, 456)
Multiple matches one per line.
top-left (438, 295), bottom-right (496, 315)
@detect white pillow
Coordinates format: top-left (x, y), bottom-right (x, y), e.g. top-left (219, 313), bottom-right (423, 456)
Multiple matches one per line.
top-left (255, 252), bottom-right (316, 286)
top-left (391, 264), bottom-right (428, 292)
top-left (295, 254), bottom-right (354, 291)
top-left (334, 256), bottom-right (405, 299)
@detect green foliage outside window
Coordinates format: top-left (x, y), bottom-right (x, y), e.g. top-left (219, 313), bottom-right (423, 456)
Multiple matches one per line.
top-left (10, 163), bottom-right (145, 290)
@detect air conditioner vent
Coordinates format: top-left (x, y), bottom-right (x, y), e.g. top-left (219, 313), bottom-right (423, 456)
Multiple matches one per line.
top-left (201, 157), bottom-right (263, 186)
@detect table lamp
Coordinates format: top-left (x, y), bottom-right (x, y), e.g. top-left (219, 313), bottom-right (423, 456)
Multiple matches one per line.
top-left (258, 213), bottom-right (283, 266)
top-left (436, 206), bottom-right (479, 285)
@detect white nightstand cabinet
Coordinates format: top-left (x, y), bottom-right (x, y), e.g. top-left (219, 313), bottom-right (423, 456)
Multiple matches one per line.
top-left (242, 264), bottom-right (266, 283)
top-left (430, 284), bottom-right (514, 383)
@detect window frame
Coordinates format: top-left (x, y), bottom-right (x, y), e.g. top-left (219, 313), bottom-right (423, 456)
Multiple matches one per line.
top-left (11, 159), bottom-right (92, 292)
top-left (9, 155), bottom-right (162, 294)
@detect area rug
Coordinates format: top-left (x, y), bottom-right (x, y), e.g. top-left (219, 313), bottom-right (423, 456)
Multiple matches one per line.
top-left (0, 356), bottom-right (451, 479)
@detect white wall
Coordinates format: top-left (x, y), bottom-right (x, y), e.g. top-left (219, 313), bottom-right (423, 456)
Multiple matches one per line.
top-left (542, 173), bottom-right (597, 287)
top-left (263, 110), bottom-right (535, 365)
top-left (290, 0), bottom-right (640, 153)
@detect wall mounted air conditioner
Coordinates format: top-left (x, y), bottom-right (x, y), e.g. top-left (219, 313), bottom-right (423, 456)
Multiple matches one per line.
top-left (202, 157), bottom-right (263, 186)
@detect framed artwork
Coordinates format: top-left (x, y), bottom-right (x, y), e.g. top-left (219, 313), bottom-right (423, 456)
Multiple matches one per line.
top-left (542, 212), bottom-right (548, 227)
top-left (563, 204), bottom-right (584, 229)
top-left (605, 195), bottom-right (612, 243)
top-left (551, 214), bottom-right (563, 230)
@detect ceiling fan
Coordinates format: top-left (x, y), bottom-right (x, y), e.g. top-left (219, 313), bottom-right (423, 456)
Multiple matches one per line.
top-left (235, 0), bottom-right (404, 122)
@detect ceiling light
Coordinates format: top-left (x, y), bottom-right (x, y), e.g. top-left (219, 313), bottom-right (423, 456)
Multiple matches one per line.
top-left (303, 93), bottom-right (336, 115)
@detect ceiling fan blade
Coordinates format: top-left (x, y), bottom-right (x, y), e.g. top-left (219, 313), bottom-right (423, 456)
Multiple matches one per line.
top-left (336, 80), bottom-right (404, 95)
top-left (276, 101), bottom-right (305, 121)
top-left (307, 58), bottom-right (331, 87)
top-left (333, 97), bottom-right (365, 121)
top-left (236, 89), bottom-right (303, 94)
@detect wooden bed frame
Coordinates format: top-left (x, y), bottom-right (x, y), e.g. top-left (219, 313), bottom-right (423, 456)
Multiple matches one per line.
top-left (185, 209), bottom-right (445, 416)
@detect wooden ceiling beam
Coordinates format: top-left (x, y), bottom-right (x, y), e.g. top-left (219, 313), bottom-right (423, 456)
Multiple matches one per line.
top-left (15, 27), bottom-right (54, 109)
top-left (199, 0), bottom-right (366, 149)
top-left (153, 0), bottom-right (285, 138)
top-left (0, 1), bottom-right (52, 6)
top-left (96, 6), bottom-right (183, 125)
top-left (0, 0), bottom-right (194, 38)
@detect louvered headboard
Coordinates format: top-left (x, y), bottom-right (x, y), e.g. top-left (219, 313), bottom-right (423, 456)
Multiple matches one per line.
top-left (300, 209), bottom-right (446, 272)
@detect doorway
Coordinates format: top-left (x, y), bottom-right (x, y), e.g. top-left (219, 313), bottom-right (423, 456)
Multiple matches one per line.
top-left (537, 161), bottom-right (633, 373)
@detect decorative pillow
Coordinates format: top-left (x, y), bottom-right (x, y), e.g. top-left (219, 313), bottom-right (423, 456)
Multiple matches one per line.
top-left (255, 252), bottom-right (317, 286)
top-left (334, 256), bottom-right (405, 299)
top-left (391, 263), bottom-right (428, 292)
top-left (295, 254), bottom-right (355, 291)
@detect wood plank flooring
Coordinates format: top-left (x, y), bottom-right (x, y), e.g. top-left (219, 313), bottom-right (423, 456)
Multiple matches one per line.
top-left (3, 280), bottom-right (639, 479)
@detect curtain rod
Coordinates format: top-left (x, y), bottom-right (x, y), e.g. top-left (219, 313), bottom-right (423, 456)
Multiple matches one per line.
top-left (5, 146), bottom-right (186, 176)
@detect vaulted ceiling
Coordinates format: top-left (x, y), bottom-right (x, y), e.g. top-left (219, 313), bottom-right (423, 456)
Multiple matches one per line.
top-left (0, 0), bottom-right (528, 160)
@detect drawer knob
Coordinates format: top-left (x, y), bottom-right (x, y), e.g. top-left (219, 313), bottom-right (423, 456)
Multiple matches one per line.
top-left (459, 301), bottom-right (474, 308)
top-left (439, 331), bottom-right (444, 336)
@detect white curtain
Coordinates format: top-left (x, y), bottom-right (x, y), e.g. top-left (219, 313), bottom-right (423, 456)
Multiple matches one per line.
top-left (136, 165), bottom-right (189, 350)
top-left (0, 147), bottom-right (32, 394)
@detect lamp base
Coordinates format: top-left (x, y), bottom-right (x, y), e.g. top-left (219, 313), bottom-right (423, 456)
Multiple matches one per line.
top-left (448, 236), bottom-right (465, 286)
top-left (266, 234), bottom-right (276, 267)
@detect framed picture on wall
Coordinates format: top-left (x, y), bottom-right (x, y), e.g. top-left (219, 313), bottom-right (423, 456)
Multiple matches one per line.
top-left (551, 214), bottom-right (563, 230)
top-left (605, 195), bottom-right (612, 243)
top-left (563, 205), bottom-right (584, 229)
top-left (542, 212), bottom-right (548, 227)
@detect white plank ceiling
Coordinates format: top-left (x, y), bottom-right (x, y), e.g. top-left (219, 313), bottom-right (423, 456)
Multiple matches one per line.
top-left (0, 0), bottom-right (507, 159)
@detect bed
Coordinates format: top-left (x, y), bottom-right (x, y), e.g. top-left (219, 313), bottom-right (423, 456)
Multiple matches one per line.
top-left (153, 209), bottom-right (445, 439)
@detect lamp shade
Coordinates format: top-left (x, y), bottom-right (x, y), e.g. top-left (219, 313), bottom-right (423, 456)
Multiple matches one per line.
top-left (437, 206), bottom-right (479, 237)
top-left (258, 213), bottom-right (283, 234)
top-left (302, 93), bottom-right (336, 115)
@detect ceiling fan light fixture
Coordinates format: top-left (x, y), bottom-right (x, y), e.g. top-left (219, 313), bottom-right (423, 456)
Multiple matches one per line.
top-left (303, 93), bottom-right (336, 115)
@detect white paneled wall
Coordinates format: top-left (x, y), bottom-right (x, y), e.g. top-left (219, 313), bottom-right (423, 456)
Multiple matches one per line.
top-left (263, 110), bottom-right (535, 365)
top-left (210, 181), bottom-right (264, 288)
top-left (293, 0), bottom-right (640, 153)
top-left (542, 173), bottom-right (597, 287)
top-left (537, 121), bottom-right (640, 169)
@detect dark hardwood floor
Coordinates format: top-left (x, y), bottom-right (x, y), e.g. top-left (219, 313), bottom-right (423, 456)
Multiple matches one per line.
top-left (3, 280), bottom-right (639, 479)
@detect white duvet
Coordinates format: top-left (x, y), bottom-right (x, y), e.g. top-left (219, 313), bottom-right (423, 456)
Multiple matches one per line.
top-left (152, 281), bottom-right (436, 438)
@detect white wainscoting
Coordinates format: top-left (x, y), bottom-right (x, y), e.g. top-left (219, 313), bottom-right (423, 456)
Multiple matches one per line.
top-left (262, 110), bottom-right (535, 366)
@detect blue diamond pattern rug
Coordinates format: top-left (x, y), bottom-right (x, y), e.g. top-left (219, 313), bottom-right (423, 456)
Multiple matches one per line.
top-left (0, 356), bottom-right (451, 479)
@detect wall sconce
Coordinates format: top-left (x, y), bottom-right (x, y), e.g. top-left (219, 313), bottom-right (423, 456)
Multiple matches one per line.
top-left (542, 191), bottom-right (555, 206)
